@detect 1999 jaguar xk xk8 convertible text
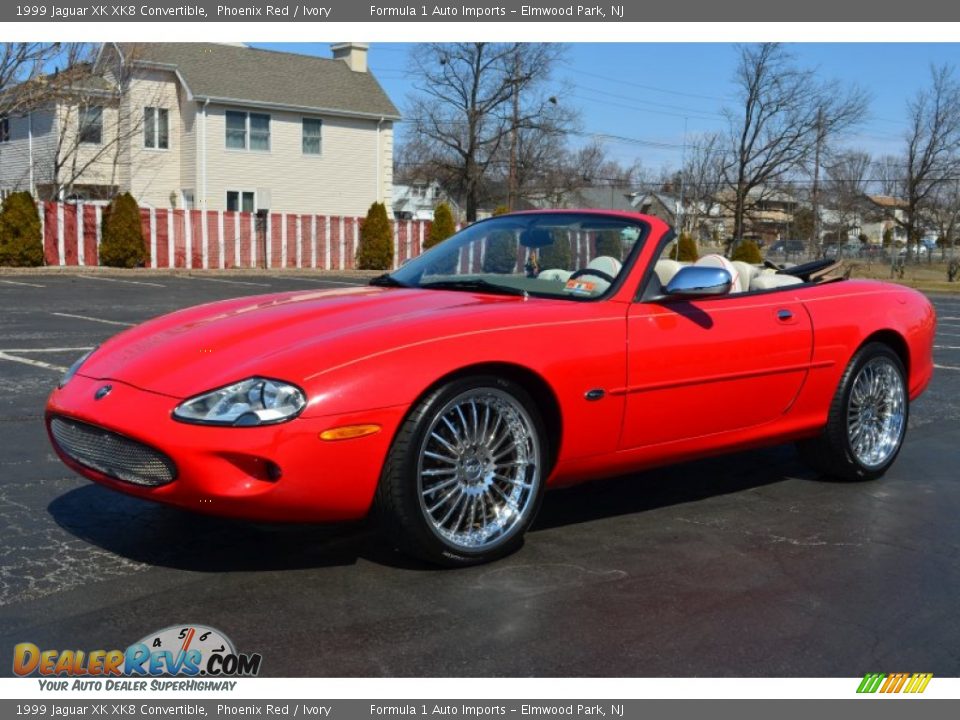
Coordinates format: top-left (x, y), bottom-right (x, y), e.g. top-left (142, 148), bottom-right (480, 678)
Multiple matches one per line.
top-left (46, 211), bottom-right (935, 565)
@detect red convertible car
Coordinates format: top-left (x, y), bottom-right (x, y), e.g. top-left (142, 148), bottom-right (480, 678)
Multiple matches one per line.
top-left (46, 211), bottom-right (935, 565)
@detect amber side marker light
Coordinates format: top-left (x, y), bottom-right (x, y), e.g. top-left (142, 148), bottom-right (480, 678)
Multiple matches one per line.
top-left (319, 424), bottom-right (382, 441)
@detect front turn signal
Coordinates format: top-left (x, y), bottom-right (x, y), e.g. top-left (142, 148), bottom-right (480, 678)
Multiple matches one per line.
top-left (319, 424), bottom-right (382, 441)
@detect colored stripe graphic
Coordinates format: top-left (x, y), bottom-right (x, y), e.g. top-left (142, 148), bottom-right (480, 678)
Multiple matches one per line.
top-left (857, 673), bottom-right (932, 694)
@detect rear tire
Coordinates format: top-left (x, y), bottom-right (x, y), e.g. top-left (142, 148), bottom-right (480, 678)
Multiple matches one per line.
top-left (797, 342), bottom-right (908, 481)
top-left (376, 375), bottom-right (548, 566)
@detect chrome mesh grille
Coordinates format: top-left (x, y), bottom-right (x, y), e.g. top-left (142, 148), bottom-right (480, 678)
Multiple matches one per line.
top-left (50, 417), bottom-right (176, 487)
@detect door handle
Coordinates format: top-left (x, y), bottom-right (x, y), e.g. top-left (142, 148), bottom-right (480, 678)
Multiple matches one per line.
top-left (777, 309), bottom-right (794, 321)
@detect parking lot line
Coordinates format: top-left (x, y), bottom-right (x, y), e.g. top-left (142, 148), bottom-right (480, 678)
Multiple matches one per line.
top-left (182, 277), bottom-right (271, 287)
top-left (934, 364), bottom-right (960, 371)
top-left (0, 347), bottom-right (94, 353)
top-left (0, 351), bottom-right (67, 373)
top-left (0, 279), bottom-right (45, 288)
top-left (73, 275), bottom-right (166, 288)
top-left (51, 312), bottom-right (135, 327)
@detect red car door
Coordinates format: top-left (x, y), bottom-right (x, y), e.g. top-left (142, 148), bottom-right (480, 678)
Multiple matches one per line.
top-left (619, 292), bottom-right (814, 449)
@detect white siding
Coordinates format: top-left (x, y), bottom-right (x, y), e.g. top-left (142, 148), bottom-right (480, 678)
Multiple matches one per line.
top-left (179, 89), bottom-right (198, 197)
top-left (0, 108), bottom-right (57, 194)
top-left (122, 68), bottom-right (182, 208)
top-left (199, 104), bottom-right (393, 215)
top-left (53, 100), bottom-right (122, 190)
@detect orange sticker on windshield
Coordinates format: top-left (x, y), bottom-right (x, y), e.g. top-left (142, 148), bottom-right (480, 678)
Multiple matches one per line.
top-left (564, 279), bottom-right (596, 295)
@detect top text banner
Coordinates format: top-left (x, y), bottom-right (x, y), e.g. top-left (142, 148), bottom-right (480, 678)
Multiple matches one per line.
top-left (5, 0), bottom-right (959, 22)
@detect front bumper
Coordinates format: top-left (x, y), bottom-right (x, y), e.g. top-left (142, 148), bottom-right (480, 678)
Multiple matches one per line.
top-left (46, 375), bottom-right (406, 523)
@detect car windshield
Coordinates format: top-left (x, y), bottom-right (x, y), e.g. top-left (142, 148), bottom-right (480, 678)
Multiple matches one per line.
top-left (379, 213), bottom-right (649, 300)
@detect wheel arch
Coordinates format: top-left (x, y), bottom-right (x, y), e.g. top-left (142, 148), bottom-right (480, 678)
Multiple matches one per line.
top-left (859, 329), bottom-right (910, 377)
top-left (412, 362), bottom-right (563, 474)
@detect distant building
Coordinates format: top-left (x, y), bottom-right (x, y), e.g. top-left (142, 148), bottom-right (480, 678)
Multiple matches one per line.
top-left (392, 179), bottom-right (461, 221)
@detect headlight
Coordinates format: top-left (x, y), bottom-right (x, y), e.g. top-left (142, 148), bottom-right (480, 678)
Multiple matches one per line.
top-left (59, 348), bottom-right (97, 388)
top-left (173, 377), bottom-right (307, 427)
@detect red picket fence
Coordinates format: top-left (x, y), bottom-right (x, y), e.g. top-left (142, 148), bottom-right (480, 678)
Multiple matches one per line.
top-left (38, 202), bottom-right (446, 271)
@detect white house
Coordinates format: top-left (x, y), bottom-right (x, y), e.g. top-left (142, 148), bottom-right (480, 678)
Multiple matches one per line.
top-left (0, 42), bottom-right (400, 215)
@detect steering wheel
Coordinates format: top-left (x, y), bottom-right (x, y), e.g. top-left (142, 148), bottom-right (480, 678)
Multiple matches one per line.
top-left (569, 268), bottom-right (616, 284)
top-left (764, 259), bottom-right (784, 271)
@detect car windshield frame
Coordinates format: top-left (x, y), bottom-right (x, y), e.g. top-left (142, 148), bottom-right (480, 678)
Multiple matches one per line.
top-left (379, 212), bottom-right (651, 302)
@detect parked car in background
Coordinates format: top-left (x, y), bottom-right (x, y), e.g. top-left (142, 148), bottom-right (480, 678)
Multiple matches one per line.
top-left (769, 240), bottom-right (806, 255)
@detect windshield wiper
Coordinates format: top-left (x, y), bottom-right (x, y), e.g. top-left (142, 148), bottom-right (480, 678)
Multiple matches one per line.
top-left (419, 278), bottom-right (528, 297)
top-left (369, 273), bottom-right (407, 288)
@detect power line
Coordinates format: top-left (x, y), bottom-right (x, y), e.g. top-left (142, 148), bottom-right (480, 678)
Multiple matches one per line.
top-left (558, 61), bottom-right (729, 103)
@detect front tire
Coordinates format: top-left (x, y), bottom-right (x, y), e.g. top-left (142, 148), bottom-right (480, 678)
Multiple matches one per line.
top-left (798, 342), bottom-right (908, 481)
top-left (376, 375), bottom-right (548, 566)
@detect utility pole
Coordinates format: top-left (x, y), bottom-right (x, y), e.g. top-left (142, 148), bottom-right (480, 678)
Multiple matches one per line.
top-left (811, 106), bottom-right (824, 258)
top-left (507, 50), bottom-right (520, 211)
top-left (678, 116), bottom-right (688, 234)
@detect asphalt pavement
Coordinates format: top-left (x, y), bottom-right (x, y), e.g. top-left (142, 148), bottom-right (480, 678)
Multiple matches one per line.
top-left (1, 271), bottom-right (959, 676)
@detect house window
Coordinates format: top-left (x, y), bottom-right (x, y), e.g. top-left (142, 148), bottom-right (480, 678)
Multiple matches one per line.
top-left (225, 111), bottom-right (246, 149)
top-left (144, 107), bottom-right (169, 149)
top-left (302, 118), bottom-right (322, 155)
top-left (225, 110), bottom-right (270, 151)
top-left (226, 190), bottom-right (255, 213)
top-left (0, 117), bottom-right (9, 143)
top-left (249, 113), bottom-right (270, 151)
top-left (79, 106), bottom-right (103, 144)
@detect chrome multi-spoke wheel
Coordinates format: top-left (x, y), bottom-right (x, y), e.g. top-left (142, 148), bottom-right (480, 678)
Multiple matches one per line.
top-left (377, 375), bottom-right (547, 566)
top-left (846, 356), bottom-right (906, 469)
top-left (418, 388), bottom-right (541, 551)
top-left (798, 342), bottom-right (908, 481)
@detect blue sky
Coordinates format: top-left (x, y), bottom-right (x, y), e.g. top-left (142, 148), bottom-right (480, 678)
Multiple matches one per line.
top-left (254, 42), bottom-right (959, 173)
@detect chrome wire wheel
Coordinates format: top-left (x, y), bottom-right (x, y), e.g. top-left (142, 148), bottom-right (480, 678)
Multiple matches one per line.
top-left (846, 356), bottom-right (906, 469)
top-left (417, 387), bottom-right (542, 552)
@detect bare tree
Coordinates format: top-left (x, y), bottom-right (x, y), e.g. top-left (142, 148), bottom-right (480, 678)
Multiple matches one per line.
top-left (27, 43), bottom-right (163, 201)
top-left (405, 42), bottom-right (573, 221)
top-left (0, 43), bottom-right (64, 116)
top-left (871, 155), bottom-right (904, 197)
top-left (722, 43), bottom-right (866, 250)
top-left (681, 132), bottom-right (724, 239)
top-left (824, 149), bottom-right (872, 243)
top-left (897, 65), bottom-right (960, 259)
top-left (928, 180), bottom-right (960, 260)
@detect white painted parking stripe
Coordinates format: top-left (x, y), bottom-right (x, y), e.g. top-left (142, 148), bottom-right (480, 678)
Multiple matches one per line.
top-left (183, 277), bottom-right (271, 287)
top-left (0, 347), bottom-right (93, 353)
top-left (934, 364), bottom-right (960, 371)
top-left (73, 275), bottom-right (165, 288)
top-left (0, 352), bottom-right (68, 373)
top-left (0, 279), bottom-right (45, 288)
top-left (51, 312), bottom-right (135, 327)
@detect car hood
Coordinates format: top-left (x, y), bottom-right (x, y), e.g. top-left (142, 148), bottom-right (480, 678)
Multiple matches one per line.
top-left (77, 286), bottom-right (528, 399)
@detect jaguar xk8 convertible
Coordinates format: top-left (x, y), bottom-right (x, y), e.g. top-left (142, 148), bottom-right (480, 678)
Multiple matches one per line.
top-left (46, 211), bottom-right (935, 565)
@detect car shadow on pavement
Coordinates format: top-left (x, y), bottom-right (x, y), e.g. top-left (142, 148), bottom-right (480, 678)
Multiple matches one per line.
top-left (532, 443), bottom-right (807, 532)
top-left (48, 443), bottom-right (811, 572)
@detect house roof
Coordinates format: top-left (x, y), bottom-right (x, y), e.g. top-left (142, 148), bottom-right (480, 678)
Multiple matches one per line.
top-left (865, 194), bottom-right (908, 209)
top-left (571, 186), bottom-right (637, 212)
top-left (115, 43), bottom-right (400, 119)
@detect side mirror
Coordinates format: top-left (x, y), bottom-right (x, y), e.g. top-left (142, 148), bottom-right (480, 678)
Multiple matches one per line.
top-left (664, 266), bottom-right (732, 298)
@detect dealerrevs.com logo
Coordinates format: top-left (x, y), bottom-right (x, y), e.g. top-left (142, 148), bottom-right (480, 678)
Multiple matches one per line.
top-left (13, 624), bottom-right (262, 684)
